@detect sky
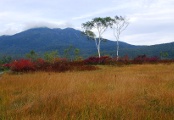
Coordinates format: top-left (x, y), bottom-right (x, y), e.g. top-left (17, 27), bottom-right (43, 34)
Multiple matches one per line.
top-left (0, 0), bottom-right (174, 45)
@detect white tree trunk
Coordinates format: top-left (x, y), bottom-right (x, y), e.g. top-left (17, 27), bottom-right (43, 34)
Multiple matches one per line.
top-left (117, 40), bottom-right (119, 60)
top-left (97, 30), bottom-right (102, 58)
top-left (114, 29), bottom-right (120, 61)
top-left (94, 38), bottom-right (101, 58)
top-left (97, 45), bottom-right (101, 58)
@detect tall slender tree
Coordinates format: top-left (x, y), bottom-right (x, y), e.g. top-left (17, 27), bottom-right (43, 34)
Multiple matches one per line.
top-left (82, 17), bottom-right (114, 58)
top-left (112, 16), bottom-right (129, 60)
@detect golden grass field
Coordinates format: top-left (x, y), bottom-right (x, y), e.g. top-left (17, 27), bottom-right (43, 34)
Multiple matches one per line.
top-left (0, 64), bottom-right (174, 120)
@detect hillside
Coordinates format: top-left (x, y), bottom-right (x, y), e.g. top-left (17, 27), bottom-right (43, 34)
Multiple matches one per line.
top-left (0, 27), bottom-right (174, 59)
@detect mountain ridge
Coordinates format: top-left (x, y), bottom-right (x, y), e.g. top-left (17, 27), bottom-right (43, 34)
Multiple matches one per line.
top-left (0, 27), bottom-right (173, 59)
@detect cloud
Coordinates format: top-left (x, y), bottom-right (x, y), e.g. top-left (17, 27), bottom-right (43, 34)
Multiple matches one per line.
top-left (0, 21), bottom-right (73, 35)
top-left (23, 21), bottom-right (73, 30)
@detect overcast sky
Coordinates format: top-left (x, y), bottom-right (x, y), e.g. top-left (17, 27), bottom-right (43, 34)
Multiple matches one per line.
top-left (0, 0), bottom-right (174, 45)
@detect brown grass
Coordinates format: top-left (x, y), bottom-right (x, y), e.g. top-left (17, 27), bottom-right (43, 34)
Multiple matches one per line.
top-left (0, 64), bottom-right (174, 120)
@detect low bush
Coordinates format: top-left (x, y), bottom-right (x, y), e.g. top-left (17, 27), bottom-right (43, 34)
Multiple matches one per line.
top-left (4, 55), bottom-right (174, 73)
top-left (69, 61), bottom-right (98, 71)
top-left (34, 59), bottom-right (51, 72)
top-left (84, 56), bottom-right (112, 65)
top-left (51, 61), bottom-right (71, 72)
top-left (10, 59), bottom-right (36, 72)
top-left (8, 58), bottom-right (98, 73)
top-left (132, 55), bottom-right (159, 64)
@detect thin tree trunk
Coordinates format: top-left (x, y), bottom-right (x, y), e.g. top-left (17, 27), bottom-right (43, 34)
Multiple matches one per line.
top-left (114, 29), bottom-right (120, 61)
top-left (98, 39), bottom-right (101, 58)
top-left (94, 38), bottom-right (100, 58)
top-left (97, 45), bottom-right (101, 58)
top-left (117, 40), bottom-right (119, 60)
top-left (98, 31), bottom-right (101, 58)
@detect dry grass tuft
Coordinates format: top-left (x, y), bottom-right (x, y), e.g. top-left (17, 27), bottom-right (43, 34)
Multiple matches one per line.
top-left (1, 64), bottom-right (174, 120)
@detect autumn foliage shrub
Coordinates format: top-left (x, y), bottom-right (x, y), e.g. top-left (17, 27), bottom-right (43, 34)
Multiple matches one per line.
top-left (69, 61), bottom-right (98, 71)
top-left (51, 61), bottom-right (71, 72)
top-left (44, 58), bottom-right (71, 72)
top-left (34, 58), bottom-right (51, 71)
top-left (84, 56), bottom-right (112, 65)
top-left (10, 59), bottom-right (35, 72)
top-left (83, 55), bottom-right (161, 65)
top-left (132, 55), bottom-right (159, 64)
top-left (6, 55), bottom-right (173, 73)
top-left (8, 58), bottom-right (98, 73)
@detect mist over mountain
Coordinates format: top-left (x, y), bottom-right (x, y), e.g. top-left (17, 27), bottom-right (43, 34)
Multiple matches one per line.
top-left (0, 27), bottom-right (174, 59)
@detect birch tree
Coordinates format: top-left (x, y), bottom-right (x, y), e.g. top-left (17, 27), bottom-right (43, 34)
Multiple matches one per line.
top-left (82, 17), bottom-right (114, 58)
top-left (112, 16), bottom-right (129, 60)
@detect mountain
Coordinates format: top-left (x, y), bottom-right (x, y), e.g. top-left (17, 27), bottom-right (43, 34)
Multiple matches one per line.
top-left (0, 27), bottom-right (174, 59)
top-left (0, 27), bottom-right (136, 58)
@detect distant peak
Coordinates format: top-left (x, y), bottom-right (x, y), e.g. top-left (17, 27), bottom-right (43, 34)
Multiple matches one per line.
top-left (26, 27), bottom-right (77, 32)
top-left (63, 28), bottom-right (76, 31)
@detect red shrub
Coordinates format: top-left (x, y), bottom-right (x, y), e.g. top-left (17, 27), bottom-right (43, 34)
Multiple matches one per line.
top-left (34, 58), bottom-right (46, 69)
top-left (8, 58), bottom-right (99, 73)
top-left (51, 61), bottom-right (70, 72)
top-left (36, 58), bottom-right (45, 64)
top-left (84, 56), bottom-right (112, 65)
top-left (133, 55), bottom-right (159, 64)
top-left (68, 61), bottom-right (98, 71)
top-left (10, 59), bottom-right (35, 72)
